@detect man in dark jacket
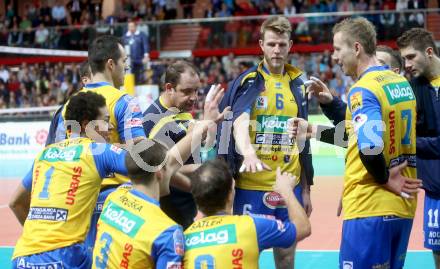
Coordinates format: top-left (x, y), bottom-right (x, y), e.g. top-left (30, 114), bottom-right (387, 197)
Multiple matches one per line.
top-left (123, 21), bottom-right (149, 84)
top-left (218, 16), bottom-right (313, 269)
top-left (398, 28), bottom-right (440, 269)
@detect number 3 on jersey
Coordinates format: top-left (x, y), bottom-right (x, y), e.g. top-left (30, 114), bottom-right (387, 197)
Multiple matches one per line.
top-left (95, 232), bottom-right (113, 269)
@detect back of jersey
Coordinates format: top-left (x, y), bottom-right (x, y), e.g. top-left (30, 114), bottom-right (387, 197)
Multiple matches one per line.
top-left (93, 187), bottom-right (179, 269)
top-left (13, 137), bottom-right (102, 258)
top-left (184, 215), bottom-right (259, 269)
top-left (344, 67), bottom-right (417, 219)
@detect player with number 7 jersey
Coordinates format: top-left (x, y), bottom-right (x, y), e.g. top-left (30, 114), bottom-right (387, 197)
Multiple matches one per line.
top-left (11, 92), bottom-right (129, 269)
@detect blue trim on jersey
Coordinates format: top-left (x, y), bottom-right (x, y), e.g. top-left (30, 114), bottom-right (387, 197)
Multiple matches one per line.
top-left (22, 163), bottom-right (34, 192)
top-left (129, 189), bottom-right (160, 206)
top-left (90, 143), bottom-right (128, 179)
top-left (252, 216), bottom-right (296, 251)
top-left (84, 82), bottom-right (112, 89)
top-left (358, 65), bottom-right (389, 79)
top-left (348, 87), bottom-right (384, 151)
top-left (261, 64), bottom-right (286, 75)
top-left (151, 225), bottom-right (184, 267)
top-left (114, 95), bottom-right (146, 142)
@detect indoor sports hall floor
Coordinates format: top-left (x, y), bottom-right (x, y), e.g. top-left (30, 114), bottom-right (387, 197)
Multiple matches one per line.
top-left (0, 116), bottom-right (434, 268)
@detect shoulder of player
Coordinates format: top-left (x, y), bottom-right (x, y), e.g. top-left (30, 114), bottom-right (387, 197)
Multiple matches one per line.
top-left (237, 66), bottom-right (259, 87)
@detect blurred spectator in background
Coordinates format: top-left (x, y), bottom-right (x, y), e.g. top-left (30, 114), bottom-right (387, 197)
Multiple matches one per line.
top-left (35, 23), bottom-right (49, 48)
top-left (123, 21), bottom-right (149, 84)
top-left (52, 0), bottom-right (67, 25)
top-left (67, 0), bottom-right (84, 24)
top-left (8, 25), bottom-right (22, 47)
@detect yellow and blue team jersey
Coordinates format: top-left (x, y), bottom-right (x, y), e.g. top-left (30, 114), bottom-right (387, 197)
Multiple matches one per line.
top-left (343, 65), bottom-right (417, 220)
top-left (183, 214), bottom-right (296, 269)
top-left (56, 82), bottom-right (145, 187)
top-left (93, 187), bottom-right (184, 269)
top-left (13, 137), bottom-right (127, 258)
top-left (238, 63), bottom-right (302, 191)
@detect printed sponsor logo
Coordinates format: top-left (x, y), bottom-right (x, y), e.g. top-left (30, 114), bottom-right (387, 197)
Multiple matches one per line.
top-left (389, 154), bottom-right (416, 168)
top-left (173, 229), bottom-right (185, 256)
top-left (126, 118), bottom-right (143, 128)
top-left (256, 115), bottom-right (290, 133)
top-left (350, 91), bottom-right (362, 112)
top-left (389, 110), bottom-right (396, 154)
top-left (101, 201), bottom-right (145, 237)
top-left (256, 96), bottom-right (268, 109)
top-left (263, 192), bottom-right (286, 209)
top-left (185, 224), bottom-right (237, 249)
top-left (28, 207), bottom-right (68, 222)
top-left (284, 155), bottom-right (291, 163)
top-left (35, 129), bottom-right (48, 145)
top-left (166, 262), bottom-right (182, 269)
top-left (343, 261), bottom-right (353, 269)
top-left (16, 258), bottom-right (63, 269)
top-left (383, 82), bottom-right (415, 105)
top-left (275, 82), bottom-right (282, 89)
top-left (110, 145), bottom-right (123, 154)
top-left (39, 145), bottom-right (83, 162)
top-left (352, 114), bottom-right (368, 132)
top-left (0, 133), bottom-right (31, 145)
top-left (276, 219), bottom-right (286, 232)
top-left (255, 133), bottom-right (292, 146)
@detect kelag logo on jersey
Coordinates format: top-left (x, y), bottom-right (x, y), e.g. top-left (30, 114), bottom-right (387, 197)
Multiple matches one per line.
top-left (257, 115), bottom-right (290, 133)
top-left (101, 201), bottom-right (145, 238)
top-left (39, 145), bottom-right (83, 162)
top-left (185, 224), bottom-right (237, 250)
top-left (383, 82), bottom-right (415, 105)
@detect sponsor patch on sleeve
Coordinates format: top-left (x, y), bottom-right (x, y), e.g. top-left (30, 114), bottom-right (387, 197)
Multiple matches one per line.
top-left (173, 229), bottom-right (185, 256)
top-left (125, 118), bottom-right (143, 128)
top-left (110, 145), bottom-right (123, 154)
top-left (350, 91), bottom-right (363, 112)
top-left (166, 262), bottom-right (182, 269)
top-left (353, 113), bottom-right (368, 132)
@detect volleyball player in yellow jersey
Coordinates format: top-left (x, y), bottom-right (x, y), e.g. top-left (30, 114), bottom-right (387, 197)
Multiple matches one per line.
top-left (92, 93), bottom-right (228, 269)
top-left (53, 35), bottom-right (147, 250)
top-left (290, 18), bottom-right (423, 269)
top-left (11, 91), bottom-right (129, 268)
top-left (219, 16), bottom-right (314, 268)
top-left (183, 159), bottom-right (311, 269)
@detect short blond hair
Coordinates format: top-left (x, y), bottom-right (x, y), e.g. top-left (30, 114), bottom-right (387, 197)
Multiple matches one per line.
top-left (260, 16), bottom-right (292, 40)
top-left (332, 17), bottom-right (376, 56)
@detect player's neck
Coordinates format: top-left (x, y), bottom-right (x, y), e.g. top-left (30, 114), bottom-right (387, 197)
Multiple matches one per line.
top-left (263, 59), bottom-right (284, 75)
top-left (356, 55), bottom-right (380, 79)
top-left (160, 94), bottom-right (179, 112)
top-left (132, 182), bottom-right (159, 201)
top-left (91, 73), bottom-right (115, 87)
top-left (425, 57), bottom-right (440, 81)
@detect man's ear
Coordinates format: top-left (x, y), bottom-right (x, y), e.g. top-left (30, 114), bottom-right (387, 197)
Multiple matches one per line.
top-left (164, 83), bottom-right (174, 93)
top-left (426, 47), bottom-right (435, 58)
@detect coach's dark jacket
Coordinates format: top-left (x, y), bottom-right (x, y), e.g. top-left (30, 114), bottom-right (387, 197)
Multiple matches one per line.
top-left (218, 63), bottom-right (314, 186)
top-left (410, 76), bottom-right (440, 199)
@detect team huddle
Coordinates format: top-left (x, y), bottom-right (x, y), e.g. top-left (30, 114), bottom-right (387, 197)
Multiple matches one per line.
top-left (7, 15), bottom-right (440, 269)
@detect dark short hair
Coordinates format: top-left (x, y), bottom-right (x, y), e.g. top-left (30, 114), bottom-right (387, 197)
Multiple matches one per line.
top-left (88, 35), bottom-right (124, 74)
top-left (377, 45), bottom-right (403, 72)
top-left (79, 61), bottom-right (91, 79)
top-left (65, 91), bottom-right (106, 124)
top-left (163, 60), bottom-right (198, 87)
top-left (397, 28), bottom-right (439, 56)
top-left (190, 159), bottom-right (233, 216)
top-left (125, 139), bottom-right (168, 183)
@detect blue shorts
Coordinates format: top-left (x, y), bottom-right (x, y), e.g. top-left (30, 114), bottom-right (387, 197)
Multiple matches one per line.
top-left (233, 185), bottom-right (303, 222)
top-left (340, 216), bottom-right (413, 269)
top-left (84, 186), bottom-right (118, 253)
top-left (424, 194), bottom-right (440, 250)
top-left (12, 243), bottom-right (90, 269)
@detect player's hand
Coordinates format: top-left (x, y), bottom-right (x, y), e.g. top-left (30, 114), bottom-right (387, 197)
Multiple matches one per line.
top-left (239, 152), bottom-right (272, 173)
top-left (302, 187), bottom-right (312, 217)
top-left (307, 76), bottom-right (333, 104)
top-left (203, 84), bottom-right (231, 123)
top-left (273, 167), bottom-right (296, 197)
top-left (287, 117), bottom-right (315, 139)
top-left (385, 161), bottom-right (422, 198)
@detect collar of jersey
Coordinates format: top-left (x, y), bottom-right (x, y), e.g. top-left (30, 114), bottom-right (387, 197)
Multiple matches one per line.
top-left (129, 188), bottom-right (160, 206)
top-left (84, 82), bottom-right (112, 89)
top-left (358, 65), bottom-right (389, 79)
top-left (258, 61), bottom-right (302, 80)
